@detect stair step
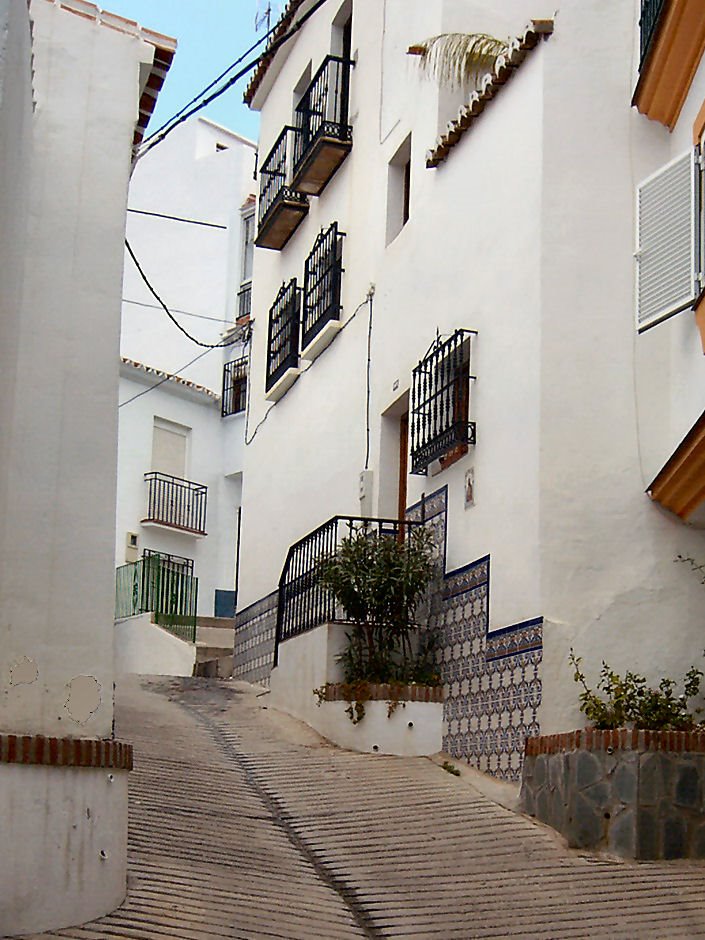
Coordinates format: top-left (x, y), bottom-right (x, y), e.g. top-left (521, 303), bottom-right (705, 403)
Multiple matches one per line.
top-left (196, 616), bottom-right (236, 629)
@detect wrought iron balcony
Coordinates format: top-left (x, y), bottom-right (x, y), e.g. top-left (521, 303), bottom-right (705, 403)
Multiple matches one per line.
top-left (266, 278), bottom-right (301, 398)
top-left (142, 471), bottom-right (208, 536)
top-left (237, 282), bottom-right (252, 321)
top-left (222, 356), bottom-right (248, 417)
top-left (410, 330), bottom-right (476, 475)
top-left (256, 126), bottom-right (309, 251)
top-left (302, 221), bottom-right (345, 357)
top-left (639, 0), bottom-right (666, 67)
top-left (274, 515), bottom-right (423, 664)
top-left (291, 55), bottom-right (353, 196)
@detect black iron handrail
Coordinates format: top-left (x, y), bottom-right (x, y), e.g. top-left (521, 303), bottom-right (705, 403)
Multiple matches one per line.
top-left (257, 125), bottom-right (308, 229)
top-left (115, 555), bottom-right (198, 643)
top-left (274, 514), bottom-right (423, 665)
top-left (143, 471), bottom-right (207, 535)
top-left (639, 0), bottom-right (666, 67)
top-left (292, 55), bottom-right (353, 176)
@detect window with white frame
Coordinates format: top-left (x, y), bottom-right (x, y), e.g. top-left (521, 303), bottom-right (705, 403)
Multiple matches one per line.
top-left (635, 148), bottom-right (703, 332)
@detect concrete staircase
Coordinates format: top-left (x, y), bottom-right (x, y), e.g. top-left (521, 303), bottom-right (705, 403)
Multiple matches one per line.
top-left (193, 616), bottom-right (235, 678)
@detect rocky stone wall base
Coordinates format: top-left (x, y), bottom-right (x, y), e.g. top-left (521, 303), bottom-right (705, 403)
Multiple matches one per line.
top-left (520, 730), bottom-right (705, 859)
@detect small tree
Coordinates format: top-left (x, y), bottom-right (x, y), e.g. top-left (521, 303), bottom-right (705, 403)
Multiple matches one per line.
top-left (319, 526), bottom-right (436, 683)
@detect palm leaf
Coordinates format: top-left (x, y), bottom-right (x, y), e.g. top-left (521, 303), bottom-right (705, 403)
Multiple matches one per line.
top-left (408, 33), bottom-right (509, 89)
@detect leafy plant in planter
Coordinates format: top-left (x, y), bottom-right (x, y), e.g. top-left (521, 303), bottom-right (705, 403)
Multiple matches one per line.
top-left (318, 525), bottom-right (438, 691)
top-left (569, 649), bottom-right (704, 731)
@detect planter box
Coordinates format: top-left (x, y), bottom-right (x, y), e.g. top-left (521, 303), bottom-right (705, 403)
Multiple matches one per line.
top-left (520, 729), bottom-right (705, 859)
top-left (268, 622), bottom-right (443, 756)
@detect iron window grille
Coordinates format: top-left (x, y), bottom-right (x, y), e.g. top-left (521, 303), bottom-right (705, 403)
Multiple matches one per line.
top-left (639, 0), bottom-right (666, 67)
top-left (292, 55), bottom-right (353, 176)
top-left (410, 329), bottom-right (476, 475)
top-left (266, 279), bottom-right (301, 392)
top-left (237, 282), bottom-right (252, 320)
top-left (222, 356), bottom-right (248, 417)
top-left (302, 222), bottom-right (345, 350)
top-left (257, 126), bottom-right (308, 230)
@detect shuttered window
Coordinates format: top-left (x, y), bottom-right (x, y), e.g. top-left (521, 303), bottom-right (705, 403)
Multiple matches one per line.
top-left (636, 149), bottom-right (701, 332)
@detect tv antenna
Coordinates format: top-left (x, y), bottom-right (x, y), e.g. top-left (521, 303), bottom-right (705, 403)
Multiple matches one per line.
top-left (255, 1), bottom-right (279, 32)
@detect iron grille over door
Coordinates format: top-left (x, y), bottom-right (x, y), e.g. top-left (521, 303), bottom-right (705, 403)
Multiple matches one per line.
top-left (302, 222), bottom-right (345, 350)
top-left (266, 279), bottom-right (301, 392)
top-left (410, 330), bottom-right (476, 475)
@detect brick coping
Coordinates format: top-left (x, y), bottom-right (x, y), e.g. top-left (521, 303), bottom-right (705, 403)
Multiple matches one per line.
top-left (525, 728), bottom-right (705, 757)
top-left (0, 733), bottom-right (133, 770)
top-left (320, 682), bottom-right (443, 704)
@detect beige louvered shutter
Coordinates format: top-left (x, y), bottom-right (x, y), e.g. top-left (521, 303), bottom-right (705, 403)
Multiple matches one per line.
top-left (636, 149), bottom-right (700, 332)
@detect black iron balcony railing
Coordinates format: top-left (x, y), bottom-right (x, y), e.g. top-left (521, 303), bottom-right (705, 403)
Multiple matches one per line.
top-left (292, 55), bottom-right (353, 195)
top-left (237, 282), bottom-right (252, 320)
top-left (222, 356), bottom-right (248, 417)
top-left (256, 126), bottom-right (309, 250)
top-left (142, 548), bottom-right (194, 575)
top-left (639, 0), bottom-right (666, 67)
top-left (115, 554), bottom-right (198, 643)
top-left (266, 278), bottom-right (301, 392)
top-left (302, 221), bottom-right (345, 350)
top-left (143, 471), bottom-right (208, 535)
top-left (274, 515), bottom-right (423, 665)
top-left (410, 329), bottom-right (476, 475)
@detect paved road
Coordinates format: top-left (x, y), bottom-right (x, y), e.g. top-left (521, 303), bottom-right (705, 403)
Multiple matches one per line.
top-left (30, 677), bottom-right (705, 939)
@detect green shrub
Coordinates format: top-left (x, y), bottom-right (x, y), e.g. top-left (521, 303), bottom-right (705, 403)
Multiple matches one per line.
top-left (569, 649), bottom-right (704, 730)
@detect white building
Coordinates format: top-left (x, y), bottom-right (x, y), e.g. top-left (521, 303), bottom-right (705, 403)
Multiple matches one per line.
top-left (115, 117), bottom-right (256, 632)
top-left (0, 0), bottom-right (174, 932)
top-left (233, 0), bottom-right (705, 781)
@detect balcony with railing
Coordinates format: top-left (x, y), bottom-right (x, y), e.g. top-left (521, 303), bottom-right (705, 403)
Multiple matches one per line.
top-left (222, 356), bottom-right (248, 417)
top-left (265, 278), bottom-right (301, 400)
top-left (142, 471), bottom-right (208, 536)
top-left (115, 554), bottom-right (198, 642)
top-left (410, 330), bottom-right (476, 475)
top-left (291, 56), bottom-right (353, 196)
top-left (256, 126), bottom-right (309, 251)
top-left (301, 221), bottom-right (345, 360)
top-left (274, 515), bottom-right (422, 665)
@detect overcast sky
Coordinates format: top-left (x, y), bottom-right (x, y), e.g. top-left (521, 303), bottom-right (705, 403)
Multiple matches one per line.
top-left (103, 0), bottom-right (277, 141)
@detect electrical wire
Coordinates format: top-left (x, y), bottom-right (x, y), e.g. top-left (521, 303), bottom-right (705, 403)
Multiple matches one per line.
top-left (118, 348), bottom-right (215, 408)
top-left (122, 298), bottom-right (232, 324)
top-left (135, 0), bottom-right (332, 162)
top-left (364, 290), bottom-right (374, 469)
top-left (244, 291), bottom-right (372, 446)
top-left (125, 239), bottom-right (241, 348)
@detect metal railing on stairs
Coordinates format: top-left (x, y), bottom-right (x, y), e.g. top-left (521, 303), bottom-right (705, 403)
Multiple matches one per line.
top-left (115, 555), bottom-right (198, 643)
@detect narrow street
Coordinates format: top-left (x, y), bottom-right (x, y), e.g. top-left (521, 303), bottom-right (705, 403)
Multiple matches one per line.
top-left (30, 677), bottom-right (705, 940)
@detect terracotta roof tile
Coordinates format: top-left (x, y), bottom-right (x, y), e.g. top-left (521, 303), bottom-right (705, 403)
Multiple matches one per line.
top-left (120, 357), bottom-right (220, 402)
top-left (425, 19), bottom-right (553, 169)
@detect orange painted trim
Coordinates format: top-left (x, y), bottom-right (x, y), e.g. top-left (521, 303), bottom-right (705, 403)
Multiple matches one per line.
top-left (695, 294), bottom-right (705, 353)
top-left (692, 97), bottom-right (705, 143)
top-left (633, 0), bottom-right (705, 131)
top-left (648, 409), bottom-right (705, 519)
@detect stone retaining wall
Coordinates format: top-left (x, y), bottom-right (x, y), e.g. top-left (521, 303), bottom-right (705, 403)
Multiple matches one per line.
top-left (521, 729), bottom-right (705, 859)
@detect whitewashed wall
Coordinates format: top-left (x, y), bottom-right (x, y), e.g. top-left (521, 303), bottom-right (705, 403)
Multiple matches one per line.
top-left (239, 0), bottom-right (705, 742)
top-left (122, 117), bottom-right (255, 389)
top-left (116, 371), bottom-right (243, 615)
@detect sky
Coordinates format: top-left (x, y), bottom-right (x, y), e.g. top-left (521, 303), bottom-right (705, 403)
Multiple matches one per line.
top-left (102, 1), bottom-right (283, 142)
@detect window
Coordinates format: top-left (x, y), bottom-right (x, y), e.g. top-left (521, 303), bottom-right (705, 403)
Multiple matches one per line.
top-left (386, 134), bottom-right (412, 244)
top-left (241, 209), bottom-right (255, 284)
top-left (151, 417), bottom-right (189, 480)
top-left (222, 357), bottom-right (248, 417)
top-left (266, 279), bottom-right (301, 393)
top-left (636, 148), bottom-right (703, 331)
top-left (302, 222), bottom-right (345, 351)
top-left (410, 330), bottom-right (476, 475)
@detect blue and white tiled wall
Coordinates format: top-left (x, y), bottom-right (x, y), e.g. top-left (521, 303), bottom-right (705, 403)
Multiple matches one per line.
top-left (233, 591), bottom-right (277, 688)
top-left (408, 486), bottom-right (542, 782)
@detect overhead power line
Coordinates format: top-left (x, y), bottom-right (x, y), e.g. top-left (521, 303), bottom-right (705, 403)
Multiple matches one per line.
top-left (135, 0), bottom-right (331, 161)
top-left (125, 239), bottom-right (240, 348)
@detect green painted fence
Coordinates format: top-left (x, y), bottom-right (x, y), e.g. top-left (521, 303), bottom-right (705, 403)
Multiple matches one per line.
top-left (115, 557), bottom-right (198, 643)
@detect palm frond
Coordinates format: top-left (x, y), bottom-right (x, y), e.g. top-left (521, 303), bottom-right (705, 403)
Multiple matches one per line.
top-left (408, 33), bottom-right (509, 89)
